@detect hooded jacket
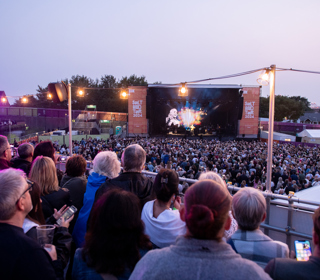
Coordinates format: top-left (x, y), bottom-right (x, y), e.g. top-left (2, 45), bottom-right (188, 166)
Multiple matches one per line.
top-left (72, 172), bottom-right (107, 248)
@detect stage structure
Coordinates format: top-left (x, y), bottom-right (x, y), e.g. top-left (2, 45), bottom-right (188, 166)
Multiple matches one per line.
top-left (126, 85), bottom-right (260, 138)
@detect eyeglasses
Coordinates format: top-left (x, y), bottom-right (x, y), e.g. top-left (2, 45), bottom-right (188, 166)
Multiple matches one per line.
top-left (16, 179), bottom-right (34, 204)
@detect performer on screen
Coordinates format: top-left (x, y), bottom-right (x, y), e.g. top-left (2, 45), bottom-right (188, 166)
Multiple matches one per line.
top-left (166, 108), bottom-right (180, 127)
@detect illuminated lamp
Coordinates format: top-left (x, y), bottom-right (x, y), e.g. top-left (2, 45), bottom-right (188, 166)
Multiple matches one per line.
top-left (257, 68), bottom-right (271, 86)
top-left (178, 83), bottom-right (188, 96)
top-left (120, 90), bottom-right (128, 99)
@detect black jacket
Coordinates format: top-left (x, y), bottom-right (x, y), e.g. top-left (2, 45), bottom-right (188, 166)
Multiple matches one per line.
top-left (60, 175), bottom-right (87, 233)
top-left (41, 188), bottom-right (72, 220)
top-left (25, 220), bottom-right (72, 269)
top-left (0, 223), bottom-right (62, 280)
top-left (11, 157), bottom-right (32, 175)
top-left (95, 172), bottom-right (155, 209)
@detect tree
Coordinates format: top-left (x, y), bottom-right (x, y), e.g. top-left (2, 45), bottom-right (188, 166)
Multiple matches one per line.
top-left (117, 74), bottom-right (148, 88)
top-left (259, 95), bottom-right (309, 121)
top-left (12, 95), bottom-right (38, 107)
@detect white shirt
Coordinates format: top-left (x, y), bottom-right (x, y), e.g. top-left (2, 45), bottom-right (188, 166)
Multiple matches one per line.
top-left (141, 200), bottom-right (186, 248)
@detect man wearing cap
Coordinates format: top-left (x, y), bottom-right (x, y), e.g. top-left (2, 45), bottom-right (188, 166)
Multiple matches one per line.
top-left (0, 135), bottom-right (12, 170)
top-left (0, 168), bottom-right (63, 280)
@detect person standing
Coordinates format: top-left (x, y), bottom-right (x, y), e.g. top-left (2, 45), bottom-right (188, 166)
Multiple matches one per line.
top-left (0, 135), bottom-right (12, 170)
top-left (0, 168), bottom-right (63, 280)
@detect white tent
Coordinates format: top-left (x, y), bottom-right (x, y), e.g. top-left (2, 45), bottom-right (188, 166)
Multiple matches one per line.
top-left (260, 131), bottom-right (296, 142)
top-left (297, 129), bottom-right (320, 138)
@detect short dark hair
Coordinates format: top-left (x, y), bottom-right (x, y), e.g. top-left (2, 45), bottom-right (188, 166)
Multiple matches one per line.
top-left (84, 189), bottom-right (151, 276)
top-left (33, 141), bottom-right (55, 162)
top-left (18, 143), bottom-right (34, 159)
top-left (154, 168), bottom-right (179, 202)
top-left (65, 155), bottom-right (87, 177)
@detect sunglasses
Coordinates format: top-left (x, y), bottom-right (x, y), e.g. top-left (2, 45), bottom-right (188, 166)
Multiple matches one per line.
top-left (16, 179), bottom-right (34, 204)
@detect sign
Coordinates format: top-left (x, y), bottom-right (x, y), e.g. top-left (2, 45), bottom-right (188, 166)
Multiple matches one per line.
top-left (86, 105), bottom-right (96, 109)
top-left (239, 87), bottom-right (260, 136)
top-left (128, 86), bottom-right (148, 134)
top-left (100, 120), bottom-right (110, 123)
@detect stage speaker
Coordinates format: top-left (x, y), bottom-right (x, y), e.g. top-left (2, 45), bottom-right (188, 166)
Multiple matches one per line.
top-left (146, 94), bottom-right (151, 119)
top-left (237, 96), bottom-right (244, 120)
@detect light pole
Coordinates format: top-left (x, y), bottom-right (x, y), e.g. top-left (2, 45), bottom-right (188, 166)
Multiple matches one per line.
top-left (266, 64), bottom-right (276, 193)
top-left (68, 83), bottom-right (72, 156)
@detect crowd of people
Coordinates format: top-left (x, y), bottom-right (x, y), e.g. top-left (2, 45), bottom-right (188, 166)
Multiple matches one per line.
top-left (0, 134), bottom-right (320, 280)
top-left (56, 136), bottom-right (320, 195)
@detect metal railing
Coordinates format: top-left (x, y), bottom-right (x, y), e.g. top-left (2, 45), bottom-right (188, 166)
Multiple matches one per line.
top-left (141, 170), bottom-right (318, 250)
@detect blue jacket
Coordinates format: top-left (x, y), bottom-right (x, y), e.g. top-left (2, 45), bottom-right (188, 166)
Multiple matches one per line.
top-left (72, 172), bottom-right (107, 248)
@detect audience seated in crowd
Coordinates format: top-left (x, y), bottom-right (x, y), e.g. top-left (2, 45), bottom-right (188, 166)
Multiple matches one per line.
top-left (129, 179), bottom-right (271, 280)
top-left (141, 168), bottom-right (186, 248)
top-left (95, 144), bottom-right (155, 209)
top-left (10, 142), bottom-right (34, 175)
top-left (73, 151), bottom-right (120, 248)
top-left (265, 206), bottom-right (320, 280)
top-left (29, 156), bottom-right (72, 219)
top-left (0, 168), bottom-right (63, 279)
top-left (72, 189), bottom-right (152, 280)
top-left (229, 187), bottom-right (289, 268)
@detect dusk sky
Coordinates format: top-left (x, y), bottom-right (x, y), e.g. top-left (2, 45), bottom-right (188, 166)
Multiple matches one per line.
top-left (1, 0), bottom-right (319, 104)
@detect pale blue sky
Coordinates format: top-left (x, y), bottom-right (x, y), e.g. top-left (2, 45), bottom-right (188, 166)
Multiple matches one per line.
top-left (1, 0), bottom-right (319, 104)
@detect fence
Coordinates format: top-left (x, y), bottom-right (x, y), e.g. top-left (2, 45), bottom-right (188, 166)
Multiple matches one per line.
top-left (141, 170), bottom-right (318, 251)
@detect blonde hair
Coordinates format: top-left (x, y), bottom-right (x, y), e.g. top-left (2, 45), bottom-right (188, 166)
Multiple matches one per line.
top-left (30, 156), bottom-right (59, 195)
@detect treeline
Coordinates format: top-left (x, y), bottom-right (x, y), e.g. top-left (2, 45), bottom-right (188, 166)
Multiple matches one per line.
top-left (259, 95), bottom-right (311, 121)
top-left (13, 74), bottom-right (150, 112)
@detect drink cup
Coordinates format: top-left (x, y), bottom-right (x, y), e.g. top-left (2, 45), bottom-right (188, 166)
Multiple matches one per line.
top-left (36, 225), bottom-right (55, 248)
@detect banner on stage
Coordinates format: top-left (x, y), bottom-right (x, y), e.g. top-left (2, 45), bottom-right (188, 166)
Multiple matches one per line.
top-left (128, 86), bottom-right (148, 134)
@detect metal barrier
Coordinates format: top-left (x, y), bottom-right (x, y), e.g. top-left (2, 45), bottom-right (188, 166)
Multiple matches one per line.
top-left (141, 170), bottom-right (319, 251)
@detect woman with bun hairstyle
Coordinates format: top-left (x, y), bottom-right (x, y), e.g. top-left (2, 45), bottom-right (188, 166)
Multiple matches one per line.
top-left (141, 168), bottom-right (186, 248)
top-left (130, 180), bottom-right (271, 280)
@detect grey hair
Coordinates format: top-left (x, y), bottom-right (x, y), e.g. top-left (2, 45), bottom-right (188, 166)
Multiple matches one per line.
top-left (0, 168), bottom-right (26, 220)
top-left (0, 135), bottom-right (9, 155)
top-left (199, 171), bottom-right (227, 188)
top-left (92, 151), bottom-right (121, 178)
top-left (232, 187), bottom-right (266, 231)
top-left (122, 144), bottom-right (146, 172)
top-left (18, 143), bottom-right (34, 159)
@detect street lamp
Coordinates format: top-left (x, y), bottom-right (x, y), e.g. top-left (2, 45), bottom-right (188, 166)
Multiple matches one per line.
top-left (259, 65), bottom-right (276, 193)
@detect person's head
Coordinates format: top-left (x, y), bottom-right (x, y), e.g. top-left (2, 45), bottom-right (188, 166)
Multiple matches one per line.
top-left (199, 171), bottom-right (227, 188)
top-left (29, 156), bottom-right (59, 195)
top-left (181, 179), bottom-right (231, 241)
top-left (84, 188), bottom-right (151, 276)
top-left (0, 168), bottom-right (32, 221)
top-left (0, 135), bottom-right (11, 161)
top-left (313, 207), bottom-right (320, 251)
top-left (232, 187), bottom-right (266, 231)
top-left (154, 168), bottom-right (179, 203)
top-left (33, 141), bottom-right (55, 162)
top-left (27, 180), bottom-right (45, 225)
top-left (121, 144), bottom-right (146, 172)
top-left (65, 155), bottom-right (87, 177)
top-left (18, 143), bottom-right (34, 161)
top-left (92, 151), bottom-right (120, 178)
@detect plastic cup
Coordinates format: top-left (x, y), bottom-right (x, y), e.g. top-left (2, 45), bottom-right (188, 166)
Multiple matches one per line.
top-left (36, 225), bottom-right (55, 247)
